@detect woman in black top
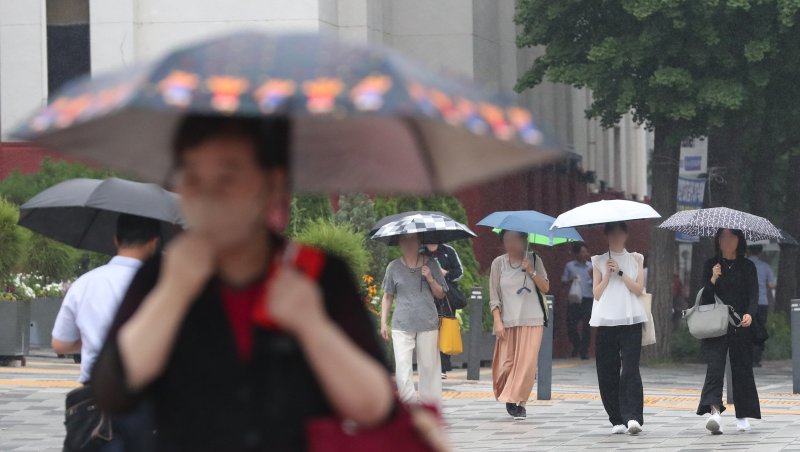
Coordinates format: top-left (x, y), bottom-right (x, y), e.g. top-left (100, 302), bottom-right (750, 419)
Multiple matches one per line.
top-left (91, 115), bottom-right (393, 451)
top-left (697, 228), bottom-right (761, 435)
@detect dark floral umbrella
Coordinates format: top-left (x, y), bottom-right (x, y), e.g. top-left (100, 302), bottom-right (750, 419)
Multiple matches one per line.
top-left (13, 32), bottom-right (561, 194)
top-left (659, 207), bottom-right (783, 241)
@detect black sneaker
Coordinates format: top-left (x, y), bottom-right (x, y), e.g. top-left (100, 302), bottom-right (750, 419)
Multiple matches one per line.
top-left (505, 403), bottom-right (517, 418)
top-left (514, 405), bottom-right (527, 420)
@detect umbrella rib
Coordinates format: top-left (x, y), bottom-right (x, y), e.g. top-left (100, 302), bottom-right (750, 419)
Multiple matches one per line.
top-left (74, 208), bottom-right (105, 253)
top-left (403, 118), bottom-right (439, 192)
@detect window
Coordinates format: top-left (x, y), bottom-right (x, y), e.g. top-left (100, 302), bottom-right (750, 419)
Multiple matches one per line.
top-left (46, 0), bottom-right (90, 97)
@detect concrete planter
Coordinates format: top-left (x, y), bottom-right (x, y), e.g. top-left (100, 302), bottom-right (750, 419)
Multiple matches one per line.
top-left (29, 297), bottom-right (63, 348)
top-left (450, 332), bottom-right (496, 368)
top-left (0, 302), bottom-right (31, 364)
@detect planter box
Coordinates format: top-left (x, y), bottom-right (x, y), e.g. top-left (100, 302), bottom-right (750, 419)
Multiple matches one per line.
top-left (450, 332), bottom-right (496, 368)
top-left (0, 302), bottom-right (31, 361)
top-left (29, 297), bottom-right (64, 348)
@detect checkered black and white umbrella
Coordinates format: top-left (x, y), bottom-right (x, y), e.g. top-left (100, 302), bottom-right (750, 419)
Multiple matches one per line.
top-left (658, 207), bottom-right (783, 241)
top-left (370, 212), bottom-right (476, 245)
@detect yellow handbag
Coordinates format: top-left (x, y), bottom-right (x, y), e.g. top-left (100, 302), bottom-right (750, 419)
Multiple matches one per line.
top-left (438, 296), bottom-right (463, 355)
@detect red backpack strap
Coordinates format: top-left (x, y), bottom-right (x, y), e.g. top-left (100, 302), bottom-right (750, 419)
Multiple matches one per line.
top-left (285, 243), bottom-right (327, 281)
top-left (252, 242), bottom-right (327, 330)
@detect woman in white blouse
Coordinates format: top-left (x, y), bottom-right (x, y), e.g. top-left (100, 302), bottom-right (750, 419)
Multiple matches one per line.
top-left (591, 222), bottom-right (646, 435)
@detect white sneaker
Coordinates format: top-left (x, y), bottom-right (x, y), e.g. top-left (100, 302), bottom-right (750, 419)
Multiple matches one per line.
top-left (706, 413), bottom-right (723, 435)
top-left (611, 424), bottom-right (627, 434)
top-left (737, 418), bottom-right (750, 432)
top-left (627, 420), bottom-right (642, 435)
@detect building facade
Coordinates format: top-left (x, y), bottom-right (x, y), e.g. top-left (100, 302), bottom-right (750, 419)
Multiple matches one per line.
top-left (1, 0), bottom-right (650, 196)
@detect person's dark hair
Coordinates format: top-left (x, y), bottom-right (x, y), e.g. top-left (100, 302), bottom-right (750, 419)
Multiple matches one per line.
top-left (172, 115), bottom-right (291, 170)
top-left (571, 241), bottom-right (588, 255)
top-left (603, 221), bottom-right (628, 235)
top-left (714, 228), bottom-right (747, 258)
top-left (116, 214), bottom-right (161, 247)
top-left (747, 244), bottom-right (763, 256)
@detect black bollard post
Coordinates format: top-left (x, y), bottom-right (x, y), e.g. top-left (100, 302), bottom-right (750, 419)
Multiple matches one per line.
top-left (537, 296), bottom-right (554, 400)
top-left (467, 287), bottom-right (483, 381)
top-left (792, 299), bottom-right (800, 394)
top-left (726, 352), bottom-right (733, 405)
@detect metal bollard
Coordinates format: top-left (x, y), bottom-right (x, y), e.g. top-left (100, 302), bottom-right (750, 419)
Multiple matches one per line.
top-left (467, 287), bottom-right (483, 381)
top-left (726, 352), bottom-right (733, 405)
top-left (537, 296), bottom-right (554, 400)
top-left (792, 299), bottom-right (800, 394)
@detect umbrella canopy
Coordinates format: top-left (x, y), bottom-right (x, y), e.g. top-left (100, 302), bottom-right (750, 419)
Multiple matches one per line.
top-left (19, 178), bottom-right (184, 255)
top-left (368, 210), bottom-right (449, 237)
top-left (551, 200), bottom-right (661, 229)
top-left (370, 212), bottom-right (476, 245)
top-left (658, 207), bottom-right (783, 241)
top-left (477, 210), bottom-right (582, 246)
top-left (749, 228), bottom-right (799, 247)
top-left (13, 32), bottom-right (563, 194)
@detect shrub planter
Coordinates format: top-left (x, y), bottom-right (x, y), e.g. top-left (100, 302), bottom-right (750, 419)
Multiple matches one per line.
top-left (29, 297), bottom-right (63, 348)
top-left (0, 301), bottom-right (31, 366)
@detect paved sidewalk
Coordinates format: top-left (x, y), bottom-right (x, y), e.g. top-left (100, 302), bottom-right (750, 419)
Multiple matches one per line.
top-left (1, 354), bottom-right (799, 451)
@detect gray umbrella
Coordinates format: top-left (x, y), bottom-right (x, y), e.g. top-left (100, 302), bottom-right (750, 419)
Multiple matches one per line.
top-left (19, 178), bottom-right (184, 255)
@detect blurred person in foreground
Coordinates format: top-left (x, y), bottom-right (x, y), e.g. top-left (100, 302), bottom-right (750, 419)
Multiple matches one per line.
top-left (91, 115), bottom-right (393, 451)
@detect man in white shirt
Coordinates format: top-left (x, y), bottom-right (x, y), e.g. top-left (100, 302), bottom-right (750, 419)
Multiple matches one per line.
top-left (52, 213), bottom-right (161, 451)
top-left (747, 245), bottom-right (776, 367)
top-left (562, 242), bottom-right (594, 360)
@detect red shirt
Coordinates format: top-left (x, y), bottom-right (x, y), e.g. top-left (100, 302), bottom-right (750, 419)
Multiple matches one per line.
top-left (218, 244), bottom-right (327, 363)
top-left (220, 274), bottom-right (269, 363)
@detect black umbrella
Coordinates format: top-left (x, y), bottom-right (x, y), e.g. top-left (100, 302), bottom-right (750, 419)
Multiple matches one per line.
top-left (19, 178), bottom-right (184, 255)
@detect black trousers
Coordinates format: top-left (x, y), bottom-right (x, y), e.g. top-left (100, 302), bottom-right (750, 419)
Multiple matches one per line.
top-left (753, 305), bottom-right (768, 364)
top-left (595, 323), bottom-right (643, 426)
top-left (567, 298), bottom-right (593, 356)
top-left (697, 326), bottom-right (761, 419)
top-left (440, 352), bottom-right (452, 372)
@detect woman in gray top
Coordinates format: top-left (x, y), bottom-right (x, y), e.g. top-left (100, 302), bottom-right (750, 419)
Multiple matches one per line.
top-left (381, 233), bottom-right (448, 405)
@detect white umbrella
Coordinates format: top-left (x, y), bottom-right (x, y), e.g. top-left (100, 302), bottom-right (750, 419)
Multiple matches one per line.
top-left (551, 199), bottom-right (661, 229)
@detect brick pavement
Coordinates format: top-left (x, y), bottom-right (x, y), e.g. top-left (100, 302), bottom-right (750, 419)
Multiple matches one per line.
top-left (1, 355), bottom-right (799, 451)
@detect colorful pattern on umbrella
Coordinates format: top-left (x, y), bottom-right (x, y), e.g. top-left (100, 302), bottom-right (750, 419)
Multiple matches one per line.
top-left (17, 33), bottom-right (546, 148)
top-left (370, 213), bottom-right (476, 245)
top-left (658, 207), bottom-right (783, 241)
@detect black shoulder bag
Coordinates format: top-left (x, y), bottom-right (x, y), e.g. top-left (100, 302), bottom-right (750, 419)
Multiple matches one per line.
top-left (63, 384), bottom-right (113, 452)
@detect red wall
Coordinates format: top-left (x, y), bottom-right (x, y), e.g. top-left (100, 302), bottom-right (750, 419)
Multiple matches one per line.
top-left (0, 142), bottom-right (82, 179)
top-left (455, 165), bottom-right (651, 358)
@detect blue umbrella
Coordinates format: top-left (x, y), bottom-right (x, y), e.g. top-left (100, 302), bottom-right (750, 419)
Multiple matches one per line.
top-left (477, 210), bottom-right (583, 246)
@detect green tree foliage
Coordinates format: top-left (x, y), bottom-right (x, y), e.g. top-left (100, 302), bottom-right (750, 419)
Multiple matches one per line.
top-left (0, 198), bottom-right (25, 278)
top-left (0, 158), bottom-right (115, 205)
top-left (334, 193), bottom-right (387, 279)
top-left (288, 194), bottom-right (334, 236)
top-left (514, 0), bottom-right (800, 358)
top-left (18, 231), bottom-right (79, 283)
top-left (293, 218), bottom-right (370, 280)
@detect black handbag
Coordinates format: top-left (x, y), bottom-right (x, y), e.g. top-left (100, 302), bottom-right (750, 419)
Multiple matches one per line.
top-left (445, 283), bottom-right (467, 310)
top-left (63, 384), bottom-right (113, 452)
